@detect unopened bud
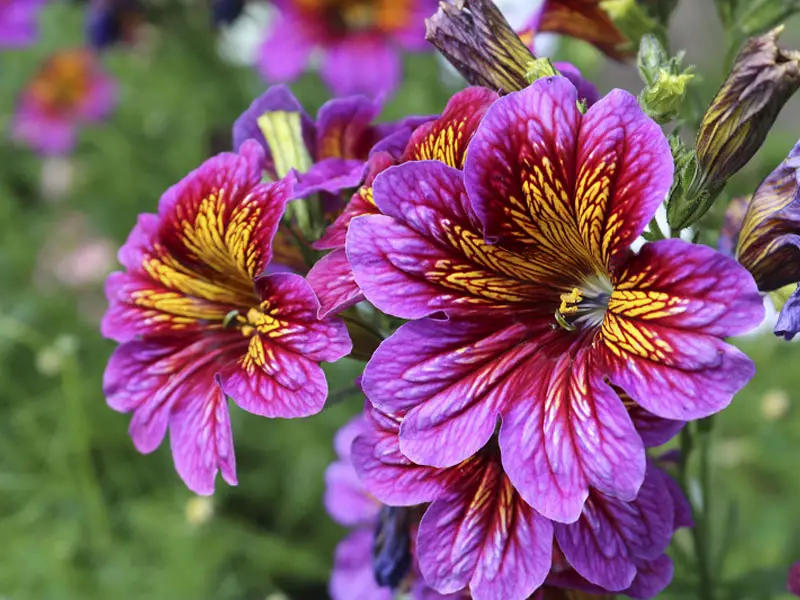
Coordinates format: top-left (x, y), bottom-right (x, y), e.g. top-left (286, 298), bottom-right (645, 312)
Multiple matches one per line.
top-left (696, 26), bottom-right (800, 194)
top-left (425, 0), bottom-right (534, 94)
top-left (641, 69), bottom-right (693, 123)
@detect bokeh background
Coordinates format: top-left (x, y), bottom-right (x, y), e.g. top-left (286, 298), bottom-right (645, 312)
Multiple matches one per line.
top-left (1, 1), bottom-right (799, 599)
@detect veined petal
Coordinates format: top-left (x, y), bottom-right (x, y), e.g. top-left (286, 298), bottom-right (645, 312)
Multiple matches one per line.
top-left (500, 345), bottom-right (645, 523)
top-left (306, 248), bottom-right (364, 318)
top-left (536, 0), bottom-right (631, 60)
top-left (315, 182), bottom-right (382, 250)
top-left (621, 390), bottom-right (685, 448)
top-left (362, 317), bottom-right (538, 468)
top-left (417, 457), bottom-right (553, 600)
top-left (169, 375), bottom-right (237, 495)
top-left (775, 285), bottom-right (800, 340)
top-left (625, 555), bottom-right (674, 600)
top-left (232, 85), bottom-right (316, 175)
top-left (348, 162), bottom-right (546, 320)
top-left (401, 87), bottom-right (498, 168)
top-left (218, 273), bottom-right (351, 418)
top-left (575, 89), bottom-right (673, 266)
top-left (292, 157), bottom-right (365, 198)
top-left (603, 239), bottom-right (763, 420)
top-left (555, 464), bottom-right (674, 591)
top-left (316, 95), bottom-right (382, 160)
top-left (103, 334), bottom-right (241, 455)
top-left (351, 406), bottom-right (455, 506)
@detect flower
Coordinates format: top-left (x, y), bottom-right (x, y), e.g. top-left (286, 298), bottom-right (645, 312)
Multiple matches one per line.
top-left (519, 0), bottom-right (631, 60)
top-left (696, 27), bottom-right (800, 195)
top-left (325, 415), bottom-right (463, 600)
top-left (102, 141), bottom-right (352, 494)
top-left (352, 401), bottom-right (689, 599)
top-left (11, 48), bottom-right (117, 156)
top-left (308, 85), bottom-right (499, 317)
top-left (734, 140), bottom-right (800, 339)
top-left (84, 0), bottom-right (144, 51)
top-left (0, 0), bottom-right (48, 48)
top-left (789, 562), bottom-right (800, 596)
top-left (257, 0), bottom-right (438, 97)
top-left (348, 76), bottom-right (763, 525)
top-left (233, 84), bottom-right (429, 200)
top-left (212, 0), bottom-right (246, 26)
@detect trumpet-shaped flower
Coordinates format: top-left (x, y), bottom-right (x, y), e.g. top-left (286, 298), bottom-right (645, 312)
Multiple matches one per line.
top-left (734, 140), bottom-right (800, 339)
top-left (0, 0), bottom-right (48, 48)
top-left (308, 86), bottom-right (499, 316)
top-left (352, 402), bottom-right (689, 599)
top-left (349, 77), bottom-right (763, 524)
top-left (257, 0), bottom-right (437, 97)
top-left (102, 141), bottom-right (351, 494)
top-left (11, 48), bottom-right (117, 156)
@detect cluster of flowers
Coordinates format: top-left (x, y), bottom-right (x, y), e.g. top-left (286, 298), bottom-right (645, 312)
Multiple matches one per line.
top-left (7, 0), bottom-right (785, 597)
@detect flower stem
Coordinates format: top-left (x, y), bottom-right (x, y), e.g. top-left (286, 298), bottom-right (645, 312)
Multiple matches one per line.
top-left (690, 418), bottom-right (715, 600)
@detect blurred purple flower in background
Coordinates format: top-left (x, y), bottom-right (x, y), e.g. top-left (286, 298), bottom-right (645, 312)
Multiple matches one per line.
top-left (84, 0), bottom-right (144, 50)
top-left (11, 48), bottom-right (117, 155)
top-left (257, 0), bottom-right (438, 97)
top-left (0, 0), bottom-right (48, 48)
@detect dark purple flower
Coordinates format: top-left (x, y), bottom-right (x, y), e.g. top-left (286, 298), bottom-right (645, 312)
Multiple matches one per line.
top-left (102, 141), bottom-right (352, 494)
top-left (348, 77), bottom-right (763, 526)
top-left (11, 48), bottom-right (117, 156)
top-left (212, 0), bottom-right (245, 26)
top-left (84, 0), bottom-right (143, 51)
top-left (256, 0), bottom-right (438, 97)
top-left (0, 0), bottom-right (48, 48)
top-left (789, 562), bottom-right (800, 596)
top-left (734, 140), bottom-right (800, 339)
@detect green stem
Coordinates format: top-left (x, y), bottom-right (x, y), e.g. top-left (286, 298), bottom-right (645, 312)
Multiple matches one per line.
top-left (694, 418), bottom-right (715, 600)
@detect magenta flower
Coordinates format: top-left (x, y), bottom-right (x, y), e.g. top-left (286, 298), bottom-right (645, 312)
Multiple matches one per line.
top-left (11, 48), bottom-right (116, 156)
top-left (789, 562), bottom-right (800, 596)
top-left (348, 77), bottom-right (764, 524)
top-left (325, 415), bottom-right (463, 600)
top-left (257, 0), bottom-right (438, 97)
top-left (233, 85), bottom-right (430, 200)
top-left (0, 0), bottom-right (48, 48)
top-left (308, 86), bottom-right (499, 317)
top-left (733, 140), bottom-right (800, 339)
top-left (102, 141), bottom-right (352, 494)
top-left (352, 402), bottom-right (689, 599)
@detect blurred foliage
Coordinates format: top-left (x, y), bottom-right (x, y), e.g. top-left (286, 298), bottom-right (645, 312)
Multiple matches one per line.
top-left (0, 2), bottom-right (799, 600)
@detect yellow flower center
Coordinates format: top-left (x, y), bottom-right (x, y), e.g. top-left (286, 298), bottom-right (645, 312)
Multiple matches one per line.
top-left (554, 274), bottom-right (613, 332)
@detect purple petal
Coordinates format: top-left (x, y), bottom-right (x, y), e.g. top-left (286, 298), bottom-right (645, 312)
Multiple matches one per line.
top-left (788, 562), bottom-right (800, 596)
top-left (324, 460), bottom-right (379, 528)
top-left (775, 286), bottom-right (800, 340)
top-left (293, 158), bottom-right (365, 198)
top-left (553, 62), bottom-right (600, 106)
top-left (306, 248), bottom-right (364, 318)
top-left (603, 239), bottom-right (764, 420)
top-left (416, 458), bottom-right (553, 600)
top-left (500, 345), bottom-right (645, 523)
top-left (0, 0), bottom-right (48, 48)
top-left (362, 317), bottom-right (536, 468)
top-left (315, 95), bottom-right (382, 160)
top-left (330, 529), bottom-right (393, 600)
top-left (625, 398), bottom-right (685, 448)
top-left (256, 12), bottom-right (319, 84)
top-left (321, 35), bottom-right (401, 98)
top-left (169, 376), bottom-right (237, 495)
top-left (77, 70), bottom-right (118, 121)
top-left (625, 555), bottom-right (675, 600)
top-left (555, 464), bottom-right (674, 591)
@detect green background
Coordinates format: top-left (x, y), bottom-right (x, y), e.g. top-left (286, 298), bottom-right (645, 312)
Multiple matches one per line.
top-left (0, 2), bottom-right (798, 599)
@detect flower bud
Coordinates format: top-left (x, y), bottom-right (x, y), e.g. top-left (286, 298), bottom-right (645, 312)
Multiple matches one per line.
top-left (637, 34), bottom-right (694, 124)
top-left (696, 26), bottom-right (800, 194)
top-left (425, 0), bottom-right (535, 93)
top-left (735, 139), bottom-right (800, 292)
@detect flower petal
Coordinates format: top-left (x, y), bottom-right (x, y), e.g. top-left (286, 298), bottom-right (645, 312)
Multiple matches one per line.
top-left (417, 457), bottom-right (553, 600)
top-left (363, 317), bottom-right (537, 468)
top-left (307, 248), bottom-right (364, 318)
top-left (554, 464), bottom-right (674, 591)
top-left (324, 460), bottom-right (379, 527)
top-left (352, 406), bottom-right (454, 506)
top-left (402, 87), bottom-right (498, 168)
top-left (292, 157), bottom-right (365, 198)
top-left (256, 13), bottom-right (319, 84)
top-left (315, 174), bottom-right (385, 251)
top-left (775, 285), bottom-right (800, 340)
top-left (330, 529), bottom-right (393, 600)
top-left (316, 95), bottom-right (382, 160)
top-left (500, 345), bottom-right (645, 523)
top-left (348, 161), bottom-right (546, 320)
top-left (603, 239), bottom-right (764, 420)
top-left (321, 36), bottom-right (401, 98)
top-left (169, 375), bottom-right (237, 495)
top-left (575, 89), bottom-right (673, 265)
top-left (625, 555), bottom-right (675, 600)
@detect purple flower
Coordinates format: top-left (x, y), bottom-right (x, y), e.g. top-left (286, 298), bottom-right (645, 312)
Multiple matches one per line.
top-left (102, 141), bottom-right (352, 494)
top-left (256, 0), bottom-right (438, 97)
top-left (233, 84), bottom-right (429, 200)
top-left (352, 403), bottom-right (689, 599)
top-left (308, 86), bottom-right (499, 317)
top-left (84, 0), bottom-right (144, 51)
top-left (348, 77), bottom-right (764, 525)
top-left (0, 0), bottom-right (48, 48)
top-left (11, 48), bottom-right (117, 156)
top-left (734, 140), bottom-right (800, 339)
top-left (325, 415), bottom-right (462, 600)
